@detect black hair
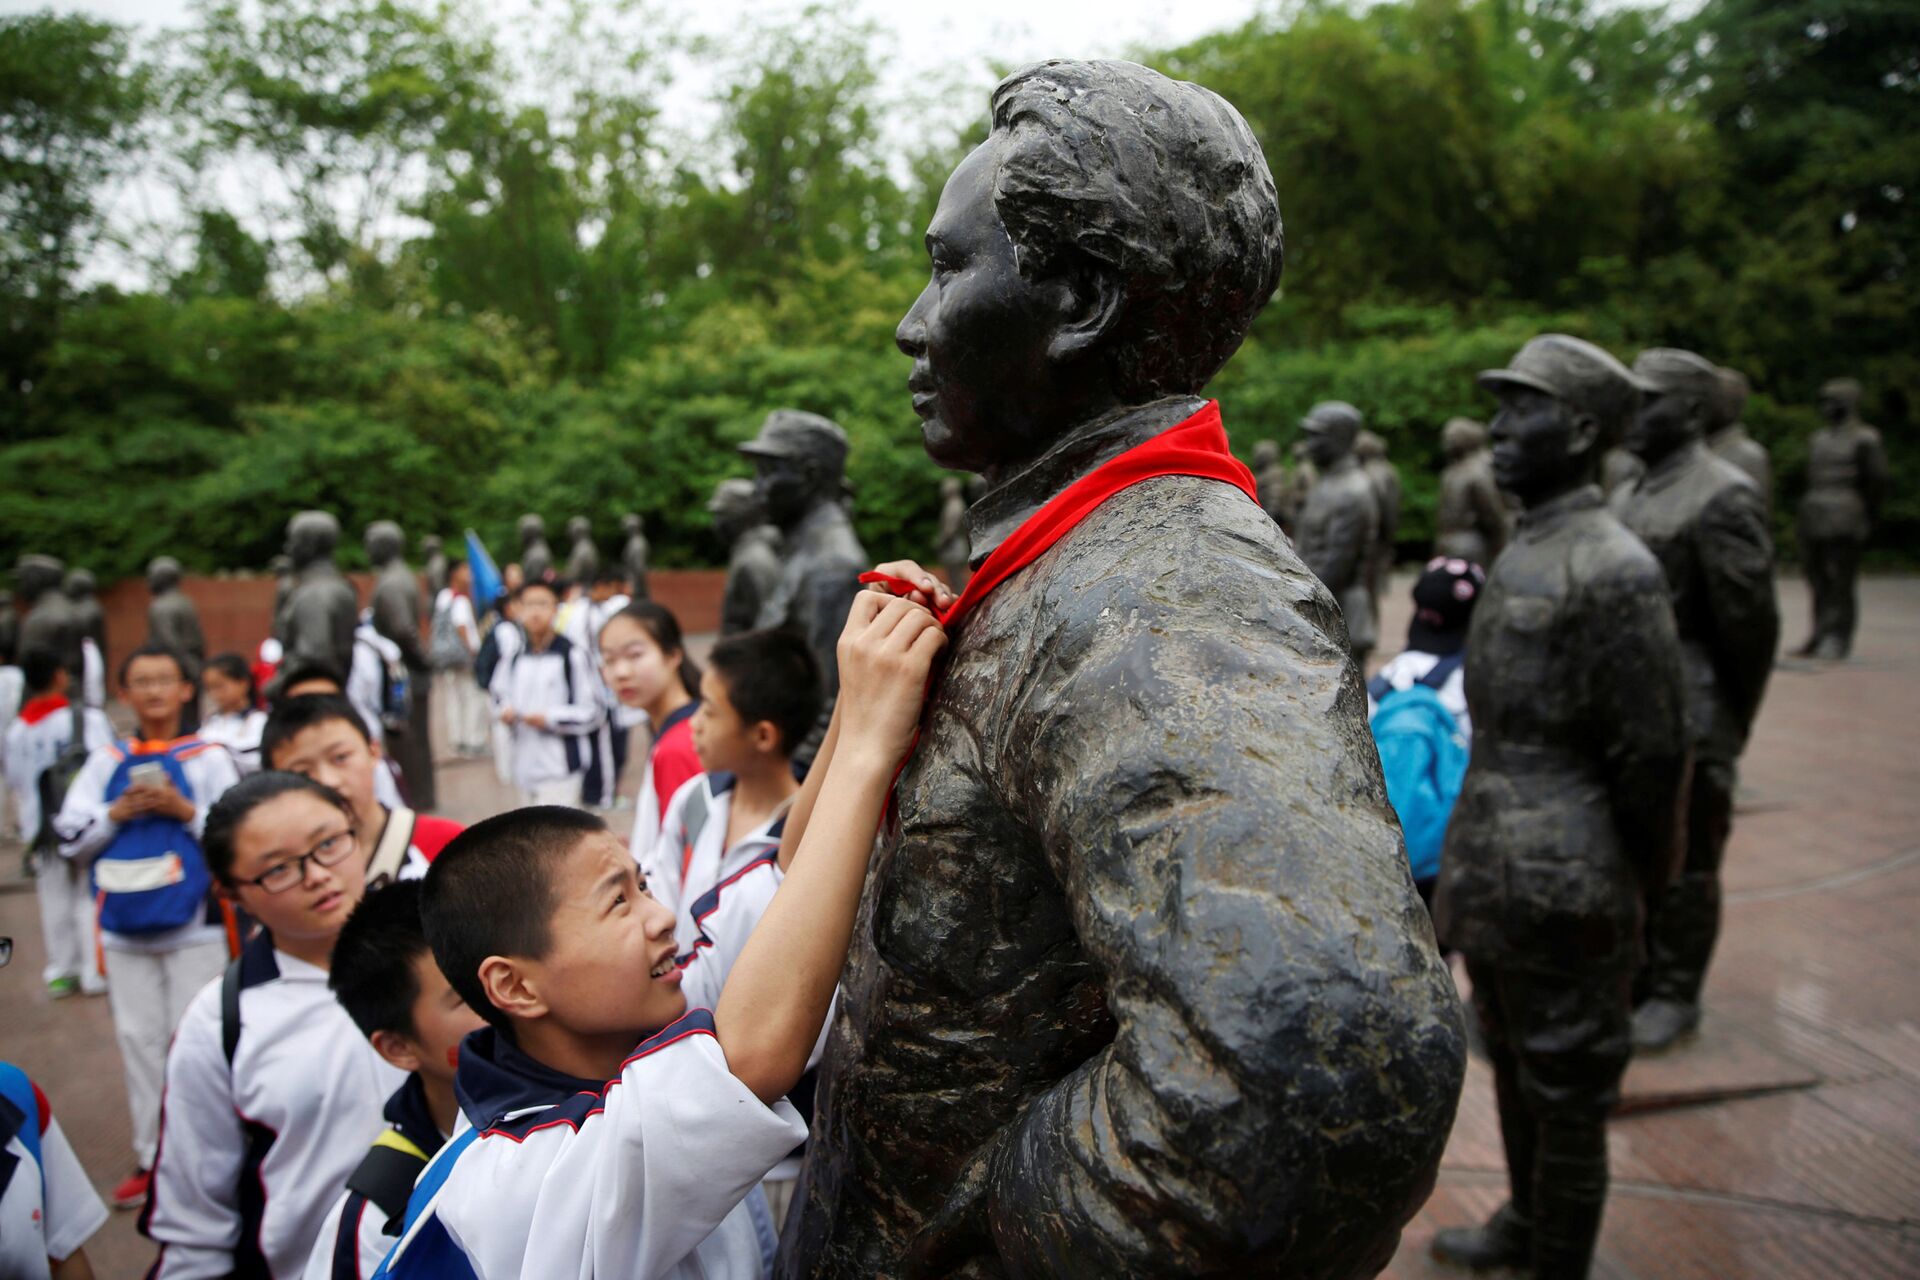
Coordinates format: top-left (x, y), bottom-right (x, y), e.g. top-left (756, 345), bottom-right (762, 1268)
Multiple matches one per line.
top-left (420, 806), bottom-right (609, 1037)
top-left (205, 652), bottom-right (258, 706)
top-left (592, 566), bottom-right (628, 588)
top-left (272, 659), bottom-right (346, 705)
top-left (261, 693), bottom-right (372, 769)
top-left (202, 770), bottom-right (353, 884)
top-left (117, 643), bottom-right (187, 687)
top-left (514, 579), bottom-right (558, 602)
top-left (330, 880), bottom-right (432, 1041)
top-left (707, 629), bottom-right (820, 757)
top-left (598, 600), bottom-right (701, 699)
top-left (20, 648), bottom-right (64, 695)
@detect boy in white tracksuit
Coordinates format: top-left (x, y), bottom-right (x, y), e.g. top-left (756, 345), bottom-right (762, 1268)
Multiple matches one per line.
top-left (489, 581), bottom-right (601, 806)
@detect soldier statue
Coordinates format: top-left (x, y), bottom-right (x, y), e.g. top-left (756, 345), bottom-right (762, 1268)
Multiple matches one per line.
top-left (1707, 367), bottom-right (1771, 515)
top-left (1294, 401), bottom-right (1382, 665)
top-left (1614, 348), bottom-right (1779, 1051)
top-left (147, 556), bottom-right (207, 729)
top-left (1795, 377), bottom-right (1888, 660)
top-left (709, 479), bottom-right (782, 637)
top-left (517, 514), bottom-right (554, 583)
top-left (1433, 417), bottom-right (1510, 568)
top-left (781, 59), bottom-right (1463, 1280)
top-left (1600, 444), bottom-right (1644, 497)
top-left (1432, 335), bottom-right (1689, 1278)
top-left (1252, 438), bottom-right (1288, 527)
top-left (63, 568), bottom-right (105, 651)
top-left (620, 513), bottom-right (652, 601)
top-left (277, 512), bottom-right (359, 682)
top-left (15, 555), bottom-right (82, 680)
top-left (564, 515), bottom-right (599, 583)
top-left (1356, 428), bottom-right (1402, 617)
top-left (367, 520), bottom-right (436, 811)
top-left (421, 534), bottom-right (449, 597)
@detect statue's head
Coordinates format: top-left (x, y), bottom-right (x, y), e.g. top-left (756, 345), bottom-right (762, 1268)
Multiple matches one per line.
top-left (1817, 377), bottom-right (1862, 426)
top-left (364, 520), bottom-right (404, 566)
top-left (1252, 440), bottom-right (1280, 468)
top-left (1299, 401), bottom-right (1362, 468)
top-left (1354, 429), bottom-right (1387, 462)
top-left (1714, 367), bottom-right (1749, 429)
top-left (14, 556), bottom-right (63, 604)
top-left (567, 516), bottom-right (592, 543)
top-left (622, 512), bottom-right (643, 536)
top-left (421, 534), bottom-right (443, 557)
top-left (269, 553), bottom-right (292, 578)
top-left (63, 568), bottom-right (97, 600)
top-left (739, 409), bottom-right (849, 529)
top-left (147, 556), bottom-right (182, 593)
top-left (1442, 417), bottom-right (1486, 459)
top-left (707, 477), bottom-right (766, 542)
top-left (897, 59), bottom-right (1283, 478)
top-left (940, 475), bottom-right (965, 500)
top-left (1478, 335), bottom-right (1636, 508)
top-left (518, 513), bottom-right (546, 545)
top-left (1626, 348), bottom-right (1718, 464)
top-left (286, 511), bottom-right (341, 568)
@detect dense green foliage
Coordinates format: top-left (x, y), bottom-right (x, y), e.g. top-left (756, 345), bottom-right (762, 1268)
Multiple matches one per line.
top-left (2, 0), bottom-right (1914, 580)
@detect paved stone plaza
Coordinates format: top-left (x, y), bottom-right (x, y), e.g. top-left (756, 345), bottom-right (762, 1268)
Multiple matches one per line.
top-left (4, 575), bottom-right (1916, 1277)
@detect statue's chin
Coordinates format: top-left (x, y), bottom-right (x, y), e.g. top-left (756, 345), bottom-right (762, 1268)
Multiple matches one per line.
top-left (920, 414), bottom-right (974, 472)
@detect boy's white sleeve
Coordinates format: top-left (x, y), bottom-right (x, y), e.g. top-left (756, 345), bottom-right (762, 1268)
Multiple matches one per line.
top-left (641, 775), bottom-right (702, 919)
top-left (146, 981), bottom-right (248, 1279)
top-left (548, 644), bottom-right (604, 735)
top-left (52, 746), bottom-right (118, 861)
top-left (438, 1013), bottom-right (806, 1279)
top-left (40, 1113), bottom-right (110, 1261)
top-left (675, 855), bottom-right (782, 1010)
top-left (185, 744), bottom-right (242, 840)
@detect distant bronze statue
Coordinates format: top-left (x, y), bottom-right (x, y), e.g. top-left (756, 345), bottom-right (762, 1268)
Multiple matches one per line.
top-left (709, 479), bottom-right (782, 637)
top-left (1356, 427), bottom-right (1402, 616)
top-left (935, 475), bottom-right (971, 589)
top-left (1612, 348), bottom-right (1779, 1051)
top-left (0, 589), bottom-right (17, 662)
top-left (783, 59), bottom-right (1462, 1280)
top-left (564, 515), bottom-right (599, 583)
top-left (743, 408), bottom-right (868, 766)
top-left (15, 555), bottom-right (81, 679)
top-left (1707, 367), bottom-right (1771, 515)
top-left (63, 567), bottom-right (104, 651)
top-left (620, 513), bottom-right (651, 600)
top-left (1252, 438), bottom-right (1288, 526)
top-left (1434, 416), bottom-right (1510, 567)
top-left (367, 520), bottom-right (436, 811)
top-left (147, 556), bottom-right (207, 731)
top-left (1795, 377), bottom-right (1888, 660)
top-left (1600, 444), bottom-right (1644, 497)
top-left (269, 553), bottom-right (294, 622)
top-left (1432, 335), bottom-right (1689, 1278)
top-left (421, 534), bottom-right (449, 597)
top-left (1295, 401), bottom-right (1382, 664)
top-left (278, 511), bottom-right (358, 681)
top-left (517, 514), bottom-right (554, 583)
top-left (1278, 438), bottom-right (1317, 538)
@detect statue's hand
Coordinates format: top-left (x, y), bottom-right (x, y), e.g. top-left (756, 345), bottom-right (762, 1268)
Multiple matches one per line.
top-left (900, 1141), bottom-right (995, 1278)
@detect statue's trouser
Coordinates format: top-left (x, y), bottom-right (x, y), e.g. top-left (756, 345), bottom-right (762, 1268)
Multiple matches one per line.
top-left (400, 682), bottom-right (437, 811)
top-left (1804, 535), bottom-right (1863, 655)
top-left (1467, 953), bottom-right (1630, 1279)
top-left (1642, 755), bottom-right (1736, 1007)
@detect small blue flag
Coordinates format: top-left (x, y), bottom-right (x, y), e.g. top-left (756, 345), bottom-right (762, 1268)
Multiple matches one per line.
top-left (465, 529), bottom-right (504, 612)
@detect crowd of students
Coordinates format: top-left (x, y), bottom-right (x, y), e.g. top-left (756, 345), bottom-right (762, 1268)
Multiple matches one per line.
top-left (1, 562), bottom-right (950, 1279)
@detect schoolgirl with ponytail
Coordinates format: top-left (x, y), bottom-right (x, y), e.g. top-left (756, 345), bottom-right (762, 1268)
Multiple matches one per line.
top-left (598, 601), bottom-right (704, 857)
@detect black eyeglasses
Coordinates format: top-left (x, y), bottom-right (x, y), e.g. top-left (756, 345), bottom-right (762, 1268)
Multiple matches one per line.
top-left (241, 829), bottom-right (359, 894)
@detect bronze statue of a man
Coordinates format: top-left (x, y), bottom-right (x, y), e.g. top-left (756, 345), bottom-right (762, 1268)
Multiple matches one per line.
top-left (620, 513), bottom-right (651, 600)
top-left (517, 513), bottom-right (554, 583)
top-left (277, 511), bottom-right (358, 681)
top-left (366, 520), bottom-right (436, 811)
top-left (1600, 444), bottom-right (1644, 497)
top-left (1614, 348), bottom-right (1779, 1051)
top-left (744, 408), bottom-right (868, 765)
top-left (146, 556), bottom-right (206, 672)
top-left (421, 534), bottom-right (449, 597)
top-left (1279, 438), bottom-right (1317, 538)
top-left (1295, 401), bottom-right (1382, 664)
top-left (1252, 438), bottom-right (1289, 527)
top-left (1795, 377), bottom-right (1888, 660)
top-left (709, 479), bottom-right (782, 637)
top-left (63, 567), bottom-right (105, 651)
top-left (1708, 367), bottom-right (1771, 515)
top-left (1432, 335), bottom-right (1689, 1277)
top-left (781, 59), bottom-right (1463, 1279)
top-left (15, 555), bottom-right (81, 679)
top-left (564, 515), bottom-right (599, 583)
top-left (1356, 427), bottom-right (1402, 617)
top-left (1433, 416), bottom-right (1510, 567)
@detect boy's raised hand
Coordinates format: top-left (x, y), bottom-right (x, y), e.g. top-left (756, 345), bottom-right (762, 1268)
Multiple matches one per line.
top-left (835, 590), bottom-right (946, 770)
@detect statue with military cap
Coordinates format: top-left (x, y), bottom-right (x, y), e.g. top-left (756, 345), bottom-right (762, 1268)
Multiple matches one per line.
top-left (1613, 348), bottom-right (1779, 1052)
top-left (709, 480), bottom-right (781, 636)
top-left (1252, 438), bottom-right (1289, 528)
top-left (1795, 377), bottom-right (1888, 660)
top-left (1356, 428), bottom-right (1402, 618)
top-left (63, 568), bottom-right (105, 651)
top-left (564, 515), bottom-right (599, 583)
top-left (146, 556), bottom-right (206, 729)
top-left (15, 555), bottom-right (82, 679)
top-left (620, 513), bottom-right (651, 600)
top-left (277, 512), bottom-right (358, 681)
top-left (782, 59), bottom-right (1462, 1280)
top-left (517, 514), bottom-right (554, 583)
top-left (1434, 416), bottom-right (1510, 567)
top-left (1707, 368), bottom-right (1771, 515)
top-left (1294, 400), bottom-right (1382, 663)
top-left (367, 520), bottom-right (436, 810)
top-left (421, 534), bottom-right (449, 597)
top-left (1431, 334), bottom-right (1689, 1278)
top-left (744, 407), bottom-right (868, 764)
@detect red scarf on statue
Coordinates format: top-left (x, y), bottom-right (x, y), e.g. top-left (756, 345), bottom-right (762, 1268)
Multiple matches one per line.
top-left (862, 399), bottom-right (1258, 627)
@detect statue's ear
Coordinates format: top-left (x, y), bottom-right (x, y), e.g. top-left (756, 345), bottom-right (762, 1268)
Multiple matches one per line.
top-left (1045, 269), bottom-right (1124, 365)
top-left (1566, 411), bottom-right (1602, 460)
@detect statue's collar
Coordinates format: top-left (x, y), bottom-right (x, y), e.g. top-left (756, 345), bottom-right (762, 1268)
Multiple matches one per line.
top-left (1516, 484), bottom-right (1602, 537)
top-left (967, 397), bottom-right (1205, 567)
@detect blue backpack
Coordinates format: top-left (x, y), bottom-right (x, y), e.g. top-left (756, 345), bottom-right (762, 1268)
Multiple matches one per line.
top-left (1368, 655), bottom-right (1469, 883)
top-left (0, 1062), bottom-right (45, 1203)
top-left (93, 740), bottom-right (215, 936)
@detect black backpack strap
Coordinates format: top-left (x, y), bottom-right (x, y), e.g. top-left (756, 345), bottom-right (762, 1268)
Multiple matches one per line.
top-left (1417, 651), bottom-right (1466, 690)
top-left (220, 954), bottom-right (243, 1065)
top-left (344, 1129), bottom-right (431, 1234)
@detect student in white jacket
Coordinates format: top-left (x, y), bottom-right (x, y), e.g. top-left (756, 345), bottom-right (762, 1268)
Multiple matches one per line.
top-left (488, 580), bottom-right (601, 806)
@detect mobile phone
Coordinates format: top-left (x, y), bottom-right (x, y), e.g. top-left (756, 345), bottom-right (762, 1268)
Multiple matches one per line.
top-left (127, 762), bottom-right (168, 790)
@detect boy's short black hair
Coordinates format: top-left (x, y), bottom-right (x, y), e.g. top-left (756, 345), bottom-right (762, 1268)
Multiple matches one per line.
top-left (261, 693), bottom-right (372, 768)
top-left (202, 770), bottom-right (352, 883)
top-left (272, 658), bottom-right (346, 703)
top-left (330, 880), bottom-right (432, 1041)
top-left (117, 643), bottom-right (187, 687)
top-left (20, 648), bottom-right (64, 695)
top-left (707, 629), bottom-right (821, 757)
top-left (514, 579), bottom-right (557, 602)
top-left (593, 566), bottom-right (628, 588)
top-left (205, 651), bottom-right (258, 702)
top-left (421, 806), bottom-right (608, 1037)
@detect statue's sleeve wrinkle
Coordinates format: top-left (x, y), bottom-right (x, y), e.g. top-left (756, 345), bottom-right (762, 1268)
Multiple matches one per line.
top-left (1696, 487), bottom-right (1778, 730)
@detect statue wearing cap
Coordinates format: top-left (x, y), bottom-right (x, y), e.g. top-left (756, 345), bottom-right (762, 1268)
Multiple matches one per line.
top-left (1433, 417), bottom-right (1510, 568)
top-left (565, 515), bottom-right (600, 583)
top-left (620, 513), bottom-right (652, 601)
top-left (63, 567), bottom-right (105, 652)
top-left (367, 520), bottom-right (436, 811)
top-left (421, 534), bottom-right (449, 597)
top-left (15, 555), bottom-right (83, 681)
top-left (743, 407), bottom-right (868, 763)
top-left (1294, 401), bottom-right (1382, 663)
top-left (1251, 438), bottom-right (1290, 531)
top-left (277, 512), bottom-right (359, 682)
top-left (1355, 428), bottom-right (1402, 621)
top-left (517, 514), bottom-right (554, 583)
top-left (1613, 348), bottom-right (1779, 1052)
top-left (1706, 368), bottom-right (1771, 516)
top-left (708, 480), bottom-right (781, 636)
top-left (1431, 334), bottom-right (1689, 1278)
top-left (1796, 377), bottom-right (1889, 660)
top-left (783, 60), bottom-right (1462, 1280)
